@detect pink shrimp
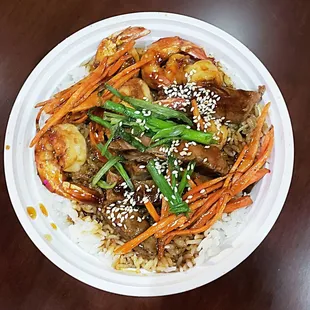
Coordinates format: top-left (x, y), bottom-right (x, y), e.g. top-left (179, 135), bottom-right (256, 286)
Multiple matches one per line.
top-left (141, 36), bottom-right (208, 89)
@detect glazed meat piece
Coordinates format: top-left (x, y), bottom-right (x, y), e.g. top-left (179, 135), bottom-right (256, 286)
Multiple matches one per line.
top-left (212, 85), bottom-right (265, 124)
top-left (124, 162), bottom-right (151, 181)
top-left (105, 170), bottom-right (124, 203)
top-left (174, 142), bottom-right (229, 175)
top-left (133, 180), bottom-right (160, 205)
top-left (102, 204), bottom-right (157, 258)
top-left (109, 139), bottom-right (135, 152)
top-left (105, 171), bottom-right (159, 205)
top-left (121, 150), bottom-right (155, 162)
top-left (109, 135), bottom-right (152, 152)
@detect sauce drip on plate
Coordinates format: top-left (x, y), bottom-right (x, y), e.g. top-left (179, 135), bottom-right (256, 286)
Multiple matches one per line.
top-left (26, 207), bottom-right (37, 219)
top-left (44, 234), bottom-right (52, 242)
top-left (50, 223), bottom-right (57, 230)
top-left (39, 203), bottom-right (48, 217)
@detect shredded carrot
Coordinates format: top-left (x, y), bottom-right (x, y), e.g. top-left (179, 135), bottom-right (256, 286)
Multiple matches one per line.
top-left (177, 189), bottom-right (225, 231)
top-left (154, 215), bottom-right (187, 238)
top-left (145, 201), bottom-right (160, 222)
top-left (232, 172), bottom-right (242, 184)
top-left (107, 41), bottom-right (135, 66)
top-left (74, 59), bottom-right (150, 113)
top-left (243, 168), bottom-right (270, 190)
top-left (231, 133), bottom-right (274, 196)
top-left (183, 175), bottom-right (229, 199)
top-left (108, 57), bottom-right (150, 84)
top-left (191, 99), bottom-right (205, 130)
top-left (238, 103), bottom-right (270, 172)
top-left (188, 178), bottom-right (197, 188)
top-left (71, 68), bottom-right (139, 113)
top-left (224, 196), bottom-right (253, 213)
top-left (187, 181), bottom-right (224, 203)
top-left (107, 55), bottom-right (131, 77)
top-left (30, 58), bottom-right (108, 147)
top-left (114, 215), bottom-right (177, 255)
top-left (223, 145), bottom-right (248, 188)
top-left (259, 126), bottom-right (274, 157)
top-left (189, 198), bottom-right (208, 211)
top-left (167, 194), bottom-right (231, 237)
top-left (192, 197), bottom-right (222, 229)
top-left (35, 77), bottom-right (87, 109)
top-left (35, 106), bottom-right (44, 132)
top-left (193, 177), bottom-right (203, 185)
top-left (70, 91), bottom-right (100, 113)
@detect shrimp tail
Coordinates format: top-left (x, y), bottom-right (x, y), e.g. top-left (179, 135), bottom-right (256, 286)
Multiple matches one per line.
top-left (182, 46), bottom-right (208, 60)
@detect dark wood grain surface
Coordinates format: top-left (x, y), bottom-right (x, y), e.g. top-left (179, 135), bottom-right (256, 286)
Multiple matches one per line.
top-left (0, 0), bottom-right (308, 309)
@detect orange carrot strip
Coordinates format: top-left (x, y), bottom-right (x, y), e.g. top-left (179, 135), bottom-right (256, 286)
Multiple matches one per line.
top-left (107, 41), bottom-right (135, 66)
top-left (71, 68), bottom-right (139, 113)
top-left (188, 178), bottom-right (197, 189)
top-left (108, 57), bottom-right (150, 85)
top-left (191, 200), bottom-right (220, 229)
top-left (35, 106), bottom-right (44, 132)
top-left (74, 58), bottom-right (150, 113)
top-left (35, 77), bottom-right (87, 109)
top-left (177, 189), bottom-right (225, 231)
top-left (167, 194), bottom-right (231, 237)
top-left (42, 77), bottom-right (91, 114)
top-left (231, 133), bottom-right (274, 196)
top-left (259, 126), bottom-right (274, 157)
top-left (238, 103), bottom-right (271, 172)
top-left (31, 58), bottom-right (108, 147)
top-left (194, 177), bottom-right (203, 185)
top-left (114, 215), bottom-right (177, 255)
top-left (189, 198), bottom-right (208, 211)
top-left (70, 91), bottom-right (100, 113)
top-left (107, 55), bottom-right (131, 77)
top-left (187, 181), bottom-right (224, 203)
top-left (183, 175), bottom-right (229, 199)
top-left (154, 215), bottom-right (187, 238)
top-left (70, 114), bottom-right (88, 124)
top-left (145, 201), bottom-right (160, 222)
top-left (232, 172), bottom-right (242, 184)
top-left (224, 196), bottom-right (253, 213)
top-left (193, 195), bottom-right (253, 229)
top-left (191, 99), bottom-right (205, 130)
top-left (223, 145), bottom-right (248, 188)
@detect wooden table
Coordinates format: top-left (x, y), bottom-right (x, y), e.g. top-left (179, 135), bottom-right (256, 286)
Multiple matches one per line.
top-left (0, 0), bottom-right (308, 309)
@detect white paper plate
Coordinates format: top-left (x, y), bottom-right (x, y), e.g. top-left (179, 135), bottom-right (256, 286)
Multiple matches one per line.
top-left (4, 12), bottom-right (294, 296)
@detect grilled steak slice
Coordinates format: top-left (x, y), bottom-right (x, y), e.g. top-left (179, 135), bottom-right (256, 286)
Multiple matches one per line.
top-left (174, 142), bottom-right (229, 175)
top-left (212, 85), bottom-right (265, 123)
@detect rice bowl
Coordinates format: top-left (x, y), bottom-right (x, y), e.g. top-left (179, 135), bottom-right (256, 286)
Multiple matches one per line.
top-left (4, 12), bottom-right (293, 296)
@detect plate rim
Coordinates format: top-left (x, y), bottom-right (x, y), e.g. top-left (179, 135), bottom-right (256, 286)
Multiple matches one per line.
top-left (4, 11), bottom-right (294, 296)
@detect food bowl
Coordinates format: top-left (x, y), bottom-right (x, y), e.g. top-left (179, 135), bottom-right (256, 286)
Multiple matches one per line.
top-left (4, 12), bottom-right (294, 296)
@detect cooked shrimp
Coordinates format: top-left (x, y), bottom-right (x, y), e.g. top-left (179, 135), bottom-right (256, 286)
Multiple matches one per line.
top-left (184, 60), bottom-right (224, 86)
top-left (94, 27), bottom-right (150, 67)
top-left (35, 124), bottom-right (100, 203)
top-left (141, 37), bottom-right (208, 89)
top-left (117, 78), bottom-right (153, 102)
